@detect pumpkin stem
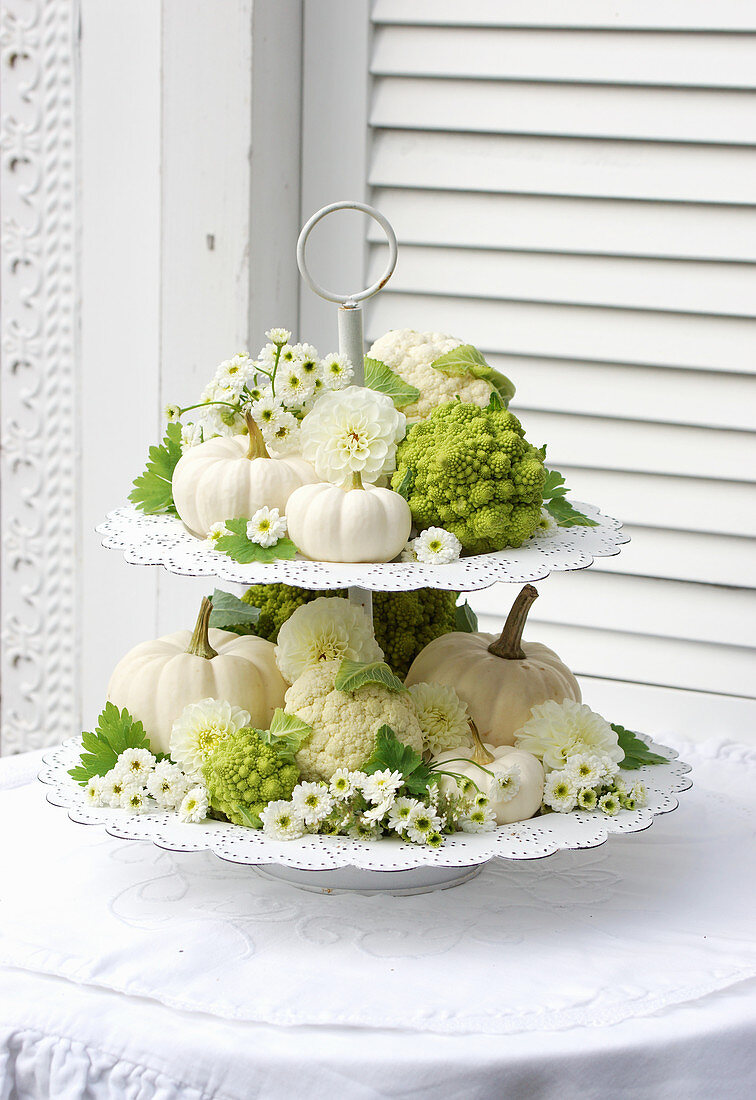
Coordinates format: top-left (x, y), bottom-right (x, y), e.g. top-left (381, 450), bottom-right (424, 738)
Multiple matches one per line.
top-left (487, 584), bottom-right (538, 660)
top-left (470, 719), bottom-right (495, 766)
top-left (245, 410), bottom-right (270, 460)
top-left (348, 470), bottom-right (364, 491)
top-left (186, 596), bottom-right (218, 660)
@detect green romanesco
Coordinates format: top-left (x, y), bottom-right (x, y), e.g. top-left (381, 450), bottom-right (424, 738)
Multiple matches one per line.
top-left (285, 661), bottom-right (424, 782)
top-left (392, 401), bottom-right (546, 553)
top-left (202, 726), bottom-right (299, 827)
top-left (237, 584), bottom-right (458, 678)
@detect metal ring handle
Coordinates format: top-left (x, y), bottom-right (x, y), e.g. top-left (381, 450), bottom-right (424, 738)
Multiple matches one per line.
top-left (297, 200), bottom-right (398, 305)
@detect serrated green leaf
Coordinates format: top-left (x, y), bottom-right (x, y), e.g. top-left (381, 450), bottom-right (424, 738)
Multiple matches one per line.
top-left (70, 704), bottom-right (152, 786)
top-left (128, 422), bottom-right (183, 515)
top-left (362, 725), bottom-right (435, 797)
top-left (208, 588), bottom-right (261, 629)
top-left (613, 724), bottom-right (669, 770)
top-left (545, 496), bottom-right (599, 528)
top-left (214, 519), bottom-right (299, 564)
top-left (430, 344), bottom-right (516, 407)
top-left (258, 709), bottom-right (312, 761)
top-left (394, 466), bottom-right (414, 501)
top-left (334, 659), bottom-right (407, 695)
top-left (230, 802), bottom-right (262, 828)
top-left (364, 356), bottom-right (420, 409)
top-left (455, 600), bottom-right (479, 633)
top-left (542, 468), bottom-right (568, 500)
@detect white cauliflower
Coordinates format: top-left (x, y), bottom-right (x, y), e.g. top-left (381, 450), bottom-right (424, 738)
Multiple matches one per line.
top-left (285, 661), bottom-right (424, 782)
top-left (368, 329), bottom-right (494, 421)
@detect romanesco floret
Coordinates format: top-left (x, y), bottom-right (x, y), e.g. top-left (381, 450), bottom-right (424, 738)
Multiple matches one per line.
top-left (368, 330), bottom-right (494, 421)
top-left (392, 402), bottom-right (546, 553)
top-left (202, 726), bottom-right (299, 827)
top-left (284, 661), bottom-right (424, 782)
top-left (238, 584), bottom-right (458, 678)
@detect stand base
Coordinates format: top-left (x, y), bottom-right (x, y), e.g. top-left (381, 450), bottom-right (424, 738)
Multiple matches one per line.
top-left (252, 863), bottom-right (483, 896)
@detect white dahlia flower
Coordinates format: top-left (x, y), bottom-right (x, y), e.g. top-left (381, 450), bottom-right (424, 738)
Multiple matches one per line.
top-left (409, 682), bottom-right (471, 756)
top-left (274, 596), bottom-right (383, 683)
top-left (169, 698), bottom-right (251, 778)
top-left (514, 699), bottom-right (623, 773)
top-left (299, 385), bottom-right (406, 485)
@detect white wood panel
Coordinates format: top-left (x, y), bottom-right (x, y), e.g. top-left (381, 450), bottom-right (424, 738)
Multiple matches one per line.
top-left (369, 244), bottom-right (756, 318)
top-left (372, 27), bottom-right (756, 88)
top-left (488, 356), bottom-right (756, 432)
top-left (368, 293), bottom-right (756, 373)
top-left (514, 410), bottom-right (755, 483)
top-left (577, 527), bottom-right (755, 588)
top-left (472, 572), bottom-right (756, 647)
top-left (370, 131), bottom-right (756, 205)
top-left (373, 0), bottom-right (756, 33)
top-left (472, 613), bottom-right (756, 697)
top-left (370, 189), bottom-right (756, 263)
top-left (372, 77), bottom-right (756, 146)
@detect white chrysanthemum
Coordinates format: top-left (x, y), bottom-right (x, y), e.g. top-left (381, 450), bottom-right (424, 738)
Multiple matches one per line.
top-left (119, 785), bottom-right (150, 813)
top-left (363, 798), bottom-right (394, 825)
top-left (100, 770), bottom-right (128, 807)
top-left (204, 521), bottom-right (228, 548)
top-left (179, 785), bottom-right (209, 823)
top-left (169, 698), bottom-right (251, 777)
top-left (598, 791), bottom-right (621, 817)
top-left (412, 527), bottom-right (462, 565)
top-left (425, 831), bottom-right (445, 848)
top-left (246, 506), bottom-right (287, 547)
top-left (630, 781), bottom-right (647, 806)
top-left (193, 405), bottom-right (242, 441)
top-left (260, 799), bottom-right (306, 840)
top-left (250, 394), bottom-right (284, 430)
top-left (257, 341), bottom-right (279, 371)
top-left (409, 682), bottom-right (470, 756)
top-left (213, 354), bottom-right (253, 398)
top-left (577, 787), bottom-right (598, 811)
top-left (277, 364), bottom-right (316, 406)
top-left (399, 544), bottom-right (417, 563)
top-left (532, 509), bottom-right (560, 539)
top-left (361, 769), bottom-right (403, 805)
top-left (299, 385), bottom-right (406, 485)
top-left (329, 768), bottom-right (358, 801)
top-left (181, 421), bottom-right (204, 450)
top-left (459, 806), bottom-right (497, 834)
top-left (488, 763), bottom-right (521, 805)
top-left (146, 760), bottom-right (189, 810)
top-left (274, 596), bottom-right (383, 683)
top-left (514, 699), bottom-right (623, 773)
top-left (347, 817), bottom-right (381, 841)
top-left (291, 781), bottom-right (334, 826)
top-left (85, 776), bottom-right (105, 807)
top-left (165, 404), bottom-right (181, 423)
top-left (564, 752), bottom-right (607, 788)
top-left (387, 796), bottom-right (419, 832)
top-left (292, 343), bottom-right (320, 381)
top-left (320, 353), bottom-right (354, 390)
top-left (405, 805), bottom-right (443, 844)
top-left (116, 747), bottom-right (156, 782)
top-left (263, 409), bottom-right (300, 455)
top-left (266, 327), bottom-right (291, 345)
top-left (543, 770), bottom-right (578, 813)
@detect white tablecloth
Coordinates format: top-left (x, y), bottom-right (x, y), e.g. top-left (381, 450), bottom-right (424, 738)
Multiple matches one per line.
top-left (1, 739), bottom-right (755, 1099)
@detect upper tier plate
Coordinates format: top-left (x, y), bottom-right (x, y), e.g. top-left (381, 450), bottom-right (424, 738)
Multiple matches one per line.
top-left (97, 502), bottom-right (628, 592)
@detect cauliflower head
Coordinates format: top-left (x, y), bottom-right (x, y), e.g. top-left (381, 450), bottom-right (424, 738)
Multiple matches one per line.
top-left (239, 584), bottom-right (458, 678)
top-left (202, 726), bottom-right (299, 827)
top-left (368, 330), bottom-right (494, 421)
top-left (285, 661), bottom-right (424, 782)
top-left (392, 401), bottom-right (546, 553)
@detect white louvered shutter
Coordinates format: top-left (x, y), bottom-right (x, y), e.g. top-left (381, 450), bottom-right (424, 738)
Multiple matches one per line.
top-left (362, 0), bottom-right (756, 736)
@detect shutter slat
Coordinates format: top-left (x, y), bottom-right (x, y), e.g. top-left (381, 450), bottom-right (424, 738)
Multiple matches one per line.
top-left (372, 27), bottom-right (756, 89)
top-left (370, 189), bottom-right (756, 264)
top-left (368, 293), bottom-right (756, 373)
top-left (368, 243), bottom-right (756, 318)
top-left (372, 77), bottom-right (756, 146)
top-left (586, 528), bottom-right (754, 587)
top-left (372, 0), bottom-right (756, 33)
top-left (370, 130), bottom-right (756, 205)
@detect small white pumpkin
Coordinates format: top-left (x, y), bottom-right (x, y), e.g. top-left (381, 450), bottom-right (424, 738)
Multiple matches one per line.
top-left (285, 474), bottom-right (412, 563)
top-left (172, 415), bottom-right (318, 537)
top-left (107, 597), bottom-right (287, 753)
top-left (406, 585), bottom-right (581, 747)
top-left (434, 727), bottom-right (544, 824)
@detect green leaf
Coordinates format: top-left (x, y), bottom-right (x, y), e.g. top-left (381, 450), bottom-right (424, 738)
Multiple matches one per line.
top-left (541, 468), bottom-right (569, 501)
top-left (487, 390), bottom-right (505, 411)
top-left (364, 357), bottom-right (420, 409)
top-left (394, 466), bottom-right (414, 501)
top-left (214, 519), bottom-right (299, 563)
top-left (128, 422), bottom-right (183, 515)
top-left (541, 467), bottom-right (599, 528)
top-left (230, 802), bottom-right (262, 829)
top-left (430, 344), bottom-right (516, 407)
top-left (334, 659), bottom-right (408, 695)
top-left (208, 588), bottom-right (261, 629)
top-left (258, 709), bottom-right (313, 761)
top-left (613, 724), bottom-right (669, 770)
top-left (68, 703), bottom-right (152, 786)
top-left (362, 724), bottom-right (435, 798)
top-left (455, 600), bottom-right (479, 633)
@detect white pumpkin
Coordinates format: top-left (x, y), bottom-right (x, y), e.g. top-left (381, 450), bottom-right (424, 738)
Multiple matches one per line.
top-left (107, 597), bottom-right (287, 753)
top-left (172, 415), bottom-right (318, 537)
top-left (406, 585), bottom-right (580, 747)
top-left (285, 476), bottom-right (412, 563)
top-left (434, 732), bottom-right (544, 824)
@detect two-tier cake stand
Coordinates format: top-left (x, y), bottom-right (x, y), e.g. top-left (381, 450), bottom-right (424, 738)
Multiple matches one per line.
top-left (39, 203), bottom-right (691, 894)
